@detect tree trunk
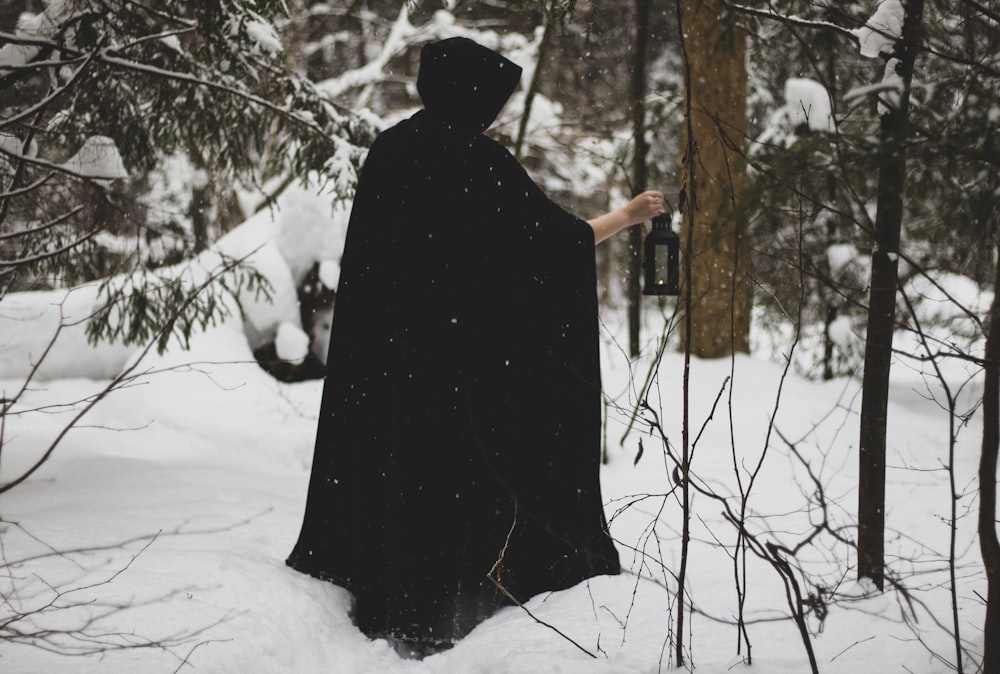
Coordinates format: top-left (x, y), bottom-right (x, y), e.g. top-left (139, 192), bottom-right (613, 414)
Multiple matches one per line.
top-left (627, 0), bottom-right (653, 358)
top-left (513, 5), bottom-right (556, 161)
top-left (821, 11), bottom-right (843, 382)
top-left (679, 0), bottom-right (750, 359)
top-left (980, 241), bottom-right (1000, 673)
top-left (857, 0), bottom-right (924, 590)
top-left (189, 177), bottom-right (213, 254)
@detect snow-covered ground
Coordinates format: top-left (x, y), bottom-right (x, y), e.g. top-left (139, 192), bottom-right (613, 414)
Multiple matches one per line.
top-left (0, 184), bottom-right (987, 673)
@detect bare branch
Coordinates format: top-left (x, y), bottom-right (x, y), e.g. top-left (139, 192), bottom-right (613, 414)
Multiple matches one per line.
top-left (488, 503), bottom-right (598, 659)
top-left (1, 519), bottom-right (240, 662)
top-left (0, 255), bottom-right (254, 495)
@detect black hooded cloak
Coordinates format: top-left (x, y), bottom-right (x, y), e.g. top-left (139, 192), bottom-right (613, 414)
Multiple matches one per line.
top-left (286, 37), bottom-right (620, 646)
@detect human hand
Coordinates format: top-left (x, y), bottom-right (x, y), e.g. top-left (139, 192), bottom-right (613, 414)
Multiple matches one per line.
top-left (624, 190), bottom-right (666, 225)
top-left (587, 190), bottom-right (668, 244)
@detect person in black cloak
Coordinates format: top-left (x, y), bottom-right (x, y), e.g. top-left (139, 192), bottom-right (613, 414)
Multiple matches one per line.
top-left (286, 36), bottom-right (665, 654)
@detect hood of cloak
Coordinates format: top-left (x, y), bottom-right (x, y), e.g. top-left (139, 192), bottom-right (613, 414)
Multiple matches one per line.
top-left (416, 37), bottom-right (522, 133)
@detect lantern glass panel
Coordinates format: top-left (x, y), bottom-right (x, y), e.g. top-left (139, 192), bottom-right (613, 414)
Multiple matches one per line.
top-left (642, 213), bottom-right (680, 296)
top-left (653, 247), bottom-right (673, 289)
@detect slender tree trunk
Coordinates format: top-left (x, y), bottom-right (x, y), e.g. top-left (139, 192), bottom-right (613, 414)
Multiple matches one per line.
top-left (514, 7), bottom-right (556, 161)
top-left (190, 179), bottom-right (212, 253)
top-left (679, 0), bottom-right (750, 359)
top-left (676, 0), bottom-right (697, 664)
top-left (627, 0), bottom-right (653, 358)
top-left (980, 241), bottom-right (1000, 673)
top-left (857, 0), bottom-right (924, 590)
top-left (822, 16), bottom-right (842, 382)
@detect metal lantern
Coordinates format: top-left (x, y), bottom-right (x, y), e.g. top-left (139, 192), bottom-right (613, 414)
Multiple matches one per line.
top-left (642, 212), bottom-right (680, 296)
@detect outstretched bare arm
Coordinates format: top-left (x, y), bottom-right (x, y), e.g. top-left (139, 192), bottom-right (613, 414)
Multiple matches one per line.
top-left (587, 191), bottom-right (665, 244)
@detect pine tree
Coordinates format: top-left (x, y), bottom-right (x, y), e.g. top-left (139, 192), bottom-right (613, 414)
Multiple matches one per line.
top-left (1, 0), bottom-right (376, 345)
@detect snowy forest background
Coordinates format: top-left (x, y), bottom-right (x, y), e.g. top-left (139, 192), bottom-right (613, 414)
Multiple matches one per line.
top-left (2, 0), bottom-right (999, 672)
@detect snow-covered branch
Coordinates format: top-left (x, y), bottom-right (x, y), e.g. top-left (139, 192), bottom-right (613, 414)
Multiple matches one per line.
top-left (315, 5), bottom-right (417, 100)
top-left (0, 141), bottom-right (125, 185)
top-left (724, 2), bottom-right (860, 44)
top-left (96, 53), bottom-right (326, 134)
top-left (0, 173), bottom-right (54, 202)
top-left (0, 205), bottom-right (84, 244)
top-left (0, 220), bottom-right (96, 269)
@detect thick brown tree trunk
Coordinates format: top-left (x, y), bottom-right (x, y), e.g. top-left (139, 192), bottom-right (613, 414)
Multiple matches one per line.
top-left (857, 0), bottom-right (924, 590)
top-left (679, 0), bottom-right (750, 359)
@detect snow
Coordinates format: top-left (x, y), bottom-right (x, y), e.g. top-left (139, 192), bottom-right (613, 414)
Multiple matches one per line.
top-left (0, 179), bottom-right (339, 380)
top-left (274, 321), bottom-right (310, 363)
top-left (159, 33), bottom-right (182, 52)
top-left (0, 154), bottom-right (987, 673)
top-left (853, 0), bottom-right (905, 58)
top-left (849, 0), bottom-right (909, 115)
top-left (244, 18), bottom-right (283, 55)
top-left (827, 314), bottom-right (856, 347)
top-left (0, 38), bottom-right (35, 70)
top-left (61, 136), bottom-right (130, 185)
top-left (318, 259), bottom-right (340, 290)
top-left (314, 8), bottom-right (513, 104)
top-left (0, 284), bottom-right (136, 381)
top-left (901, 271), bottom-right (988, 341)
top-left (784, 78), bottom-right (834, 133)
top-left (316, 6), bottom-right (417, 100)
top-left (0, 297), bottom-right (986, 672)
top-left (325, 137), bottom-right (366, 196)
top-left (0, 312), bottom-right (984, 674)
top-left (752, 78), bottom-right (835, 150)
top-left (0, 1), bottom-right (76, 69)
top-left (236, 177), bottom-right (352, 285)
top-left (826, 242), bottom-right (858, 275)
top-left (0, 132), bottom-right (37, 159)
top-left (209, 223), bottom-right (301, 350)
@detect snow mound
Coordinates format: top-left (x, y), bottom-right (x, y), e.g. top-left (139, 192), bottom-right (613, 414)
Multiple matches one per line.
top-left (0, 177), bottom-right (346, 380)
top-left (275, 322), bottom-right (310, 364)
